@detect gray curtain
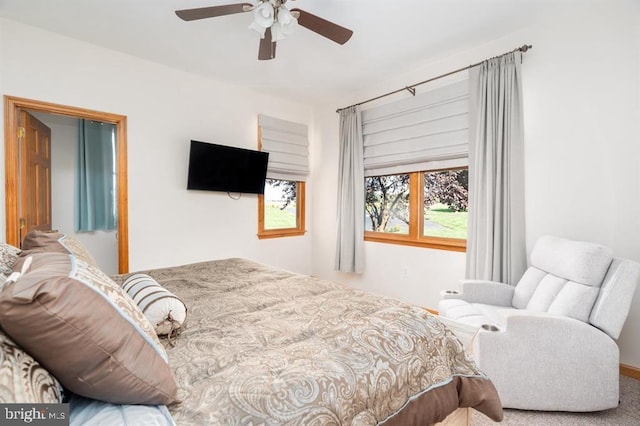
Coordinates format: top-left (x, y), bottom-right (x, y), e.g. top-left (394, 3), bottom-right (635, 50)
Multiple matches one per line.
top-left (466, 52), bottom-right (527, 285)
top-left (75, 119), bottom-right (117, 232)
top-left (335, 106), bottom-right (365, 273)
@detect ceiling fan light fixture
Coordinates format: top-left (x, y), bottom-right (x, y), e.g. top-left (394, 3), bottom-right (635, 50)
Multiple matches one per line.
top-left (174, 1), bottom-right (354, 60)
top-left (277, 6), bottom-right (298, 35)
top-left (252, 1), bottom-right (275, 28)
top-left (248, 19), bottom-right (268, 38)
top-left (271, 22), bottom-right (286, 42)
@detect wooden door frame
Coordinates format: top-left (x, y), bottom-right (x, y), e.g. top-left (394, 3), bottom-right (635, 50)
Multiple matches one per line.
top-left (4, 95), bottom-right (129, 273)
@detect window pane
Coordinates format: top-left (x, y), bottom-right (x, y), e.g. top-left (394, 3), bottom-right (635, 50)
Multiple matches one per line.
top-left (365, 174), bottom-right (410, 234)
top-left (423, 169), bottom-right (468, 239)
top-left (264, 179), bottom-right (297, 230)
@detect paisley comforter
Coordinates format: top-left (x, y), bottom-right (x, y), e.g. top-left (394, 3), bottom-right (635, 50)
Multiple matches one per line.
top-left (131, 258), bottom-right (502, 425)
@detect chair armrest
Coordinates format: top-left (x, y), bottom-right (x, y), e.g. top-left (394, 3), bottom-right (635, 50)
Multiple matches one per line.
top-left (476, 310), bottom-right (617, 360)
top-left (457, 280), bottom-right (514, 306)
top-left (495, 310), bottom-right (607, 335)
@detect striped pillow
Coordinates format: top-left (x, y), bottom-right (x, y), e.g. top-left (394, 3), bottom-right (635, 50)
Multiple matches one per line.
top-left (122, 274), bottom-right (187, 338)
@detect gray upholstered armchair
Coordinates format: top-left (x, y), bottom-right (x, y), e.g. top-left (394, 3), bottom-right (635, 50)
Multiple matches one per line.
top-left (438, 235), bottom-right (640, 411)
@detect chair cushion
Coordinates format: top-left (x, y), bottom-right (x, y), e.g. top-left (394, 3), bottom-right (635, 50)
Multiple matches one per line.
top-left (511, 236), bottom-right (614, 323)
top-left (438, 299), bottom-right (505, 328)
top-left (512, 267), bottom-right (547, 309)
top-left (525, 274), bottom-right (568, 312)
top-left (530, 236), bottom-right (613, 286)
top-left (548, 282), bottom-right (600, 322)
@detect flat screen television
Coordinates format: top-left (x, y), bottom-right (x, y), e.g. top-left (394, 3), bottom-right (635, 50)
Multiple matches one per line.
top-left (187, 140), bottom-right (269, 194)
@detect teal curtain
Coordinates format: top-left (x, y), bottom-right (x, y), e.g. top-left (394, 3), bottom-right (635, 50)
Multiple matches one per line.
top-left (75, 119), bottom-right (117, 232)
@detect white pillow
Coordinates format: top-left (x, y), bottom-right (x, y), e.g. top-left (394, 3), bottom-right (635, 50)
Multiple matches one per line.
top-left (121, 274), bottom-right (187, 338)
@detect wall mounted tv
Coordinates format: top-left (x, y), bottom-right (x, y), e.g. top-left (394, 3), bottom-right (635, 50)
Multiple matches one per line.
top-left (187, 140), bottom-right (269, 195)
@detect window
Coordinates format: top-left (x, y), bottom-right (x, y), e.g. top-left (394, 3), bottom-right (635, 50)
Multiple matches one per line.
top-left (364, 167), bottom-right (468, 251)
top-left (365, 174), bottom-right (410, 234)
top-left (258, 179), bottom-right (305, 238)
top-left (257, 114), bottom-right (309, 239)
top-left (360, 80), bottom-right (470, 251)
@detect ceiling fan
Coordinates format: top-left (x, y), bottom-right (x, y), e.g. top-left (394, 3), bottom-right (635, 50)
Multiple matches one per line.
top-left (175, 0), bottom-right (353, 60)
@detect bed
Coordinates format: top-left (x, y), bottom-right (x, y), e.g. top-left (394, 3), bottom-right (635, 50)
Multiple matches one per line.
top-left (1, 232), bottom-right (502, 425)
top-left (120, 258), bottom-right (503, 425)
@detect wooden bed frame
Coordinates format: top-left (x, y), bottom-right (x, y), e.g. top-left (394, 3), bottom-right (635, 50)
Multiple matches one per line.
top-left (436, 407), bottom-right (470, 426)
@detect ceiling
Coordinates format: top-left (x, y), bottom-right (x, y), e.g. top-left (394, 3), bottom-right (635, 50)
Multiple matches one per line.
top-left (0, 0), bottom-right (571, 104)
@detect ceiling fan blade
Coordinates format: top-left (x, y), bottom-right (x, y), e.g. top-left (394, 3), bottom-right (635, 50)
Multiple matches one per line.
top-left (290, 8), bottom-right (353, 45)
top-left (258, 27), bottom-right (277, 60)
top-left (175, 3), bottom-right (253, 21)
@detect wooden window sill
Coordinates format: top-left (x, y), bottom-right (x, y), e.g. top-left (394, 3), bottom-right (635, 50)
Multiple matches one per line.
top-left (364, 232), bottom-right (466, 252)
top-left (258, 229), bottom-right (306, 239)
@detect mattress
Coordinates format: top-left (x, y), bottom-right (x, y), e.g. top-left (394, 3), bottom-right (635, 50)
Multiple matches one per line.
top-left (122, 258), bottom-right (502, 425)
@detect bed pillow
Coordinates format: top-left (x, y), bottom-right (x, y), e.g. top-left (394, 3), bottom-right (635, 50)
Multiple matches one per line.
top-left (20, 230), bottom-right (98, 267)
top-left (122, 274), bottom-right (187, 338)
top-left (0, 243), bottom-right (21, 280)
top-left (0, 252), bottom-right (178, 405)
top-left (69, 394), bottom-right (176, 426)
top-left (0, 329), bottom-right (64, 403)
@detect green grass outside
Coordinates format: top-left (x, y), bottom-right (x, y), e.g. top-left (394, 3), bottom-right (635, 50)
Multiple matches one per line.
top-left (424, 203), bottom-right (467, 239)
top-left (264, 203), bottom-right (297, 229)
top-left (266, 199), bottom-right (466, 236)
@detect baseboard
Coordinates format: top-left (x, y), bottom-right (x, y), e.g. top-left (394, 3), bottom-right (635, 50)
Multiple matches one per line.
top-left (620, 364), bottom-right (640, 380)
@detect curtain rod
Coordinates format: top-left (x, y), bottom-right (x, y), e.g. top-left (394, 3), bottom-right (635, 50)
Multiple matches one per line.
top-left (336, 44), bottom-right (532, 113)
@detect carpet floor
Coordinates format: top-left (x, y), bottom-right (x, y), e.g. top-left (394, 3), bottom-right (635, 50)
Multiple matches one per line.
top-left (471, 375), bottom-right (640, 425)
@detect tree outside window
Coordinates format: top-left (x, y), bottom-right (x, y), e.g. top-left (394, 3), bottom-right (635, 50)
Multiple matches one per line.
top-left (423, 169), bottom-right (468, 239)
top-left (365, 168), bottom-right (468, 251)
top-left (365, 174), bottom-right (409, 234)
top-left (258, 179), bottom-right (305, 238)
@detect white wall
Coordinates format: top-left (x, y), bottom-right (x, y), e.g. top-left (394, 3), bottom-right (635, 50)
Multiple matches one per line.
top-left (0, 18), bottom-right (314, 275)
top-left (311, 1), bottom-right (640, 368)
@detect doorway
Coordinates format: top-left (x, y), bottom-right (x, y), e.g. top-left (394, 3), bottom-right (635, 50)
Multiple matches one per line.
top-left (4, 95), bottom-right (129, 274)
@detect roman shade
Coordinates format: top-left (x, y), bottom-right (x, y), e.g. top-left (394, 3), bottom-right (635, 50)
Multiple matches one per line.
top-left (361, 80), bottom-right (469, 176)
top-left (258, 114), bottom-right (309, 182)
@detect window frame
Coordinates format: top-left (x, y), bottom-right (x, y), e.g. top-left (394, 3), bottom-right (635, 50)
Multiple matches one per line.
top-left (257, 180), bottom-right (306, 239)
top-left (364, 168), bottom-right (467, 252)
